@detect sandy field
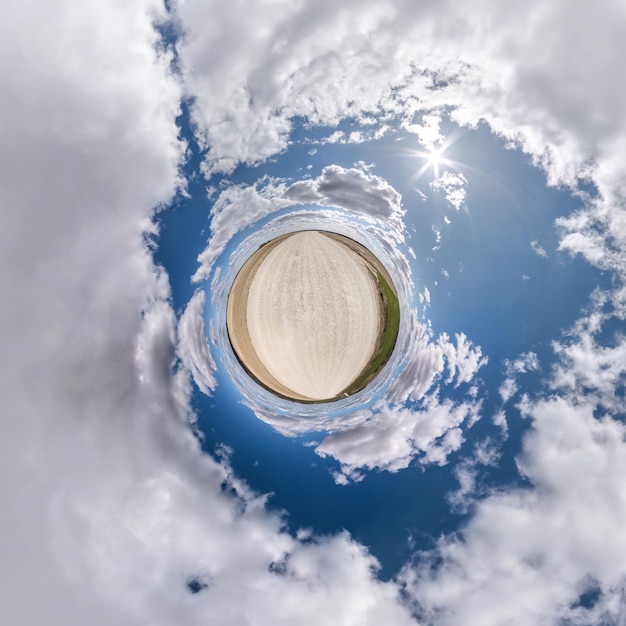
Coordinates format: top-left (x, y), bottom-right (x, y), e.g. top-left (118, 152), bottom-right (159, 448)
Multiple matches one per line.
top-left (227, 231), bottom-right (386, 401)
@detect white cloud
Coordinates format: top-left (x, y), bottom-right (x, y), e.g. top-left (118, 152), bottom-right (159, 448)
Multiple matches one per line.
top-left (0, 2), bottom-right (418, 624)
top-left (386, 313), bottom-right (445, 405)
top-left (316, 394), bottom-right (480, 478)
top-left (492, 409), bottom-right (509, 436)
top-left (228, 294), bottom-right (486, 478)
top-left (315, 130), bottom-right (346, 145)
top-left (498, 377), bottom-right (518, 404)
top-left (177, 290), bottom-right (218, 395)
top-left (530, 239), bottom-right (548, 257)
top-left (283, 168), bottom-right (415, 291)
top-left (0, 0), bottom-right (180, 621)
top-left (286, 165), bottom-right (404, 229)
top-left (404, 112), bottom-right (444, 152)
top-left (310, 320), bottom-right (486, 479)
top-left (176, 0), bottom-right (626, 498)
top-left (430, 171), bottom-right (468, 210)
top-left (447, 439), bottom-right (500, 513)
top-left (499, 352), bottom-right (540, 404)
top-left (512, 352), bottom-right (540, 374)
top-left (403, 392), bottom-right (626, 626)
top-left (432, 224), bottom-right (441, 248)
top-left (551, 321), bottom-right (626, 414)
top-left (192, 178), bottom-right (292, 283)
top-left (196, 180), bottom-right (487, 475)
top-left (193, 165), bottom-right (407, 285)
top-left (173, 1), bottom-right (626, 619)
top-left (175, 1), bottom-right (626, 298)
top-left (439, 332), bottom-right (488, 388)
top-left (175, 0), bottom-right (624, 199)
top-left (401, 294), bottom-right (626, 625)
top-left (348, 130), bottom-right (365, 143)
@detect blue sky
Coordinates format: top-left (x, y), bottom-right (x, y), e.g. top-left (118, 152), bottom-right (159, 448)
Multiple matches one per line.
top-left (3, 1), bottom-right (626, 625)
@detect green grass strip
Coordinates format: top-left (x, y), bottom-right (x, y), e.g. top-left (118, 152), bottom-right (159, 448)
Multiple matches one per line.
top-left (332, 271), bottom-right (400, 399)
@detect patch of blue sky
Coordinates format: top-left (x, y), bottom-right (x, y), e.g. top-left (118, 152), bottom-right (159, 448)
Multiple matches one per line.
top-left (154, 102), bottom-right (211, 313)
top-left (195, 382), bottom-right (465, 582)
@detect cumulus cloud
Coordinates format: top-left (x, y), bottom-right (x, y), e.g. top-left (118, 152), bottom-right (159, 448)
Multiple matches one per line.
top-left (387, 319), bottom-right (486, 405)
top-left (551, 315), bottom-right (626, 414)
top-left (399, 279), bottom-right (626, 625)
top-left (192, 178), bottom-right (292, 283)
top-left (172, 1), bottom-right (626, 625)
top-left (283, 166), bottom-right (412, 284)
top-left (0, 0), bottom-right (182, 621)
top-left (404, 112), bottom-right (444, 152)
top-left (230, 291), bottom-right (486, 478)
top-left (403, 395), bottom-right (626, 626)
top-left (317, 395), bottom-right (481, 481)
top-left (286, 165), bottom-right (404, 230)
top-left (174, 0), bottom-right (626, 618)
top-left (446, 439), bottom-right (501, 514)
top-left (190, 158), bottom-right (486, 479)
top-left (440, 332), bottom-right (488, 387)
top-left (175, 0), bottom-right (625, 201)
top-left (241, 216), bottom-right (483, 474)
top-left (386, 315), bottom-right (446, 405)
top-left (193, 165), bottom-right (406, 285)
top-left (175, 0), bottom-right (626, 340)
top-left (177, 290), bottom-right (218, 395)
top-left (310, 317), bottom-right (486, 480)
top-left (172, 4), bottom-right (626, 621)
top-left (0, 2), bottom-right (417, 623)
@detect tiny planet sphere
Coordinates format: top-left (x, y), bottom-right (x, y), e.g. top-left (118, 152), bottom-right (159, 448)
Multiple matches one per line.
top-left (226, 230), bottom-right (400, 403)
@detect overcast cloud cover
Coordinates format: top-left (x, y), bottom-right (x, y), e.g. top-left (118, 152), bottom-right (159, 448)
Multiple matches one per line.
top-left (3, 0), bottom-right (626, 625)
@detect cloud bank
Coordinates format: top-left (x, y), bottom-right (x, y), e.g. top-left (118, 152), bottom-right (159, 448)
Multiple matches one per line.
top-left (0, 2), bottom-right (416, 623)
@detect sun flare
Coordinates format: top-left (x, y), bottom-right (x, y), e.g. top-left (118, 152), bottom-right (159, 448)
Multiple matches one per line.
top-left (426, 146), bottom-right (446, 177)
top-left (402, 140), bottom-right (459, 185)
top-left (428, 147), bottom-right (444, 165)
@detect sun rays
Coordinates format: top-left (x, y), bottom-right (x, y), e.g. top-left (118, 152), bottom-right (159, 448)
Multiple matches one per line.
top-left (404, 144), bottom-right (454, 185)
top-left (398, 129), bottom-right (467, 187)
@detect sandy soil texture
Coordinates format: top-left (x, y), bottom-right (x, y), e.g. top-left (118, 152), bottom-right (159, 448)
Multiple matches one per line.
top-left (227, 231), bottom-right (387, 401)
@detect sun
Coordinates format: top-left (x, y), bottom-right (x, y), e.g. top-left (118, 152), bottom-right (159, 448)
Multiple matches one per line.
top-left (401, 131), bottom-right (466, 186)
top-left (426, 146), bottom-right (446, 177)
top-left (428, 147), bottom-right (444, 165)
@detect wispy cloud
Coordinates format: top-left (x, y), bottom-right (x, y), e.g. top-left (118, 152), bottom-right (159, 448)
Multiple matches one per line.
top-left (430, 171), bottom-right (468, 210)
top-left (530, 239), bottom-right (548, 257)
top-left (499, 352), bottom-right (540, 404)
